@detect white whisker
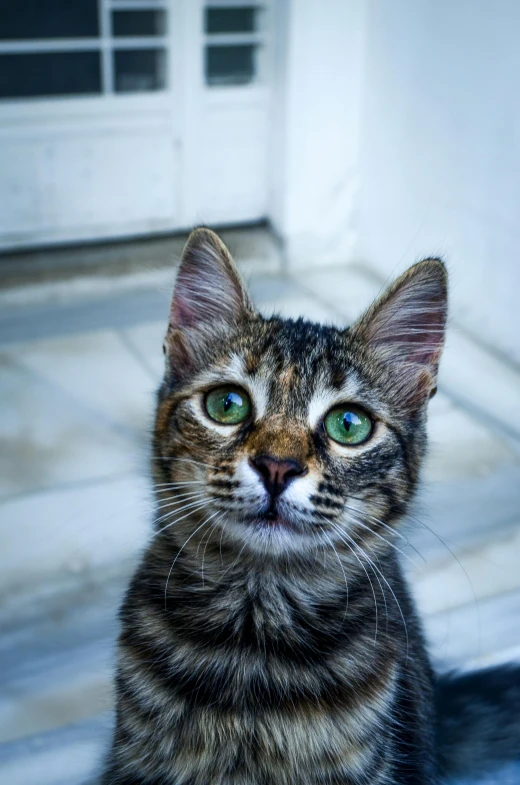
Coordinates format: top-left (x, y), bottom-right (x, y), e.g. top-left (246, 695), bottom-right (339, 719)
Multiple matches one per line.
top-left (164, 510), bottom-right (220, 607)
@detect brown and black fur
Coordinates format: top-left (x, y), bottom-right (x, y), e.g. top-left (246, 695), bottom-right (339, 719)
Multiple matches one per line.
top-left (102, 230), bottom-right (518, 784)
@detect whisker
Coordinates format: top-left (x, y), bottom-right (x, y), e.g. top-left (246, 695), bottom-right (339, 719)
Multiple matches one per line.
top-left (218, 514), bottom-right (228, 564)
top-left (343, 506), bottom-right (422, 568)
top-left (154, 490), bottom-right (209, 513)
top-left (342, 495), bottom-right (426, 562)
top-left (199, 513), bottom-right (225, 586)
top-left (155, 491), bottom-right (206, 511)
top-left (164, 510), bottom-right (220, 607)
top-left (320, 530), bottom-right (349, 621)
top-left (404, 509), bottom-right (480, 637)
top-left (330, 520), bottom-right (389, 637)
top-left (343, 499), bottom-right (412, 545)
top-left (155, 499), bottom-right (210, 528)
top-left (152, 456), bottom-right (216, 469)
top-left (323, 518), bottom-right (379, 645)
top-left (333, 523), bottom-right (409, 658)
top-left (336, 524), bottom-right (388, 629)
top-left (153, 481), bottom-right (206, 489)
top-left (218, 538), bottom-right (249, 581)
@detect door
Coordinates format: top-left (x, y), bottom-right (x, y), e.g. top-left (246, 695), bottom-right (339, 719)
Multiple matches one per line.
top-left (180, 1), bottom-right (272, 227)
top-left (0, 1), bottom-right (272, 250)
top-left (0, 0), bottom-right (181, 249)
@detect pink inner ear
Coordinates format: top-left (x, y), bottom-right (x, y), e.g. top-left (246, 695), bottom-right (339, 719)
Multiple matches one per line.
top-left (359, 261), bottom-right (448, 371)
top-left (373, 299), bottom-right (447, 366)
top-left (168, 230), bottom-right (252, 335)
top-left (171, 277), bottom-right (204, 330)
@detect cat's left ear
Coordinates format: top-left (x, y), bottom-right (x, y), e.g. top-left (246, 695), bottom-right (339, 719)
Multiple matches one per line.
top-left (352, 259), bottom-right (448, 405)
top-left (165, 228), bottom-right (255, 375)
top-left (170, 227), bottom-right (254, 332)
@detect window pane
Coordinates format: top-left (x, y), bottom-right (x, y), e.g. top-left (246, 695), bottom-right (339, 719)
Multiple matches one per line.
top-left (0, 52), bottom-right (101, 98)
top-left (206, 45), bottom-right (255, 86)
top-left (114, 49), bottom-right (166, 92)
top-left (206, 7), bottom-right (256, 34)
top-left (112, 10), bottom-right (166, 37)
top-left (1, 0), bottom-right (99, 40)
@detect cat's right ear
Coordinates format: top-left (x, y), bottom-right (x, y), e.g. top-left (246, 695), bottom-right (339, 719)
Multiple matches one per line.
top-left (164, 228), bottom-right (254, 376)
top-left (352, 258), bottom-right (448, 408)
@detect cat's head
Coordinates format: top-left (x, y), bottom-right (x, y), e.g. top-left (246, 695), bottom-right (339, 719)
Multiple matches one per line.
top-left (153, 228), bottom-right (447, 561)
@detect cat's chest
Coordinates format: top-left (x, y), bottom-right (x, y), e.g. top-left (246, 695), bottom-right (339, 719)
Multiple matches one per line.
top-left (120, 568), bottom-right (400, 784)
top-left (170, 697), bottom-right (394, 785)
top-left (156, 577), bottom-right (386, 714)
top-left (175, 573), bottom-right (354, 655)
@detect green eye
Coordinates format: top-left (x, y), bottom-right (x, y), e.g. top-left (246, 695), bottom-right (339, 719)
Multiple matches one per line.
top-left (205, 386), bottom-right (251, 425)
top-left (324, 405), bottom-right (373, 445)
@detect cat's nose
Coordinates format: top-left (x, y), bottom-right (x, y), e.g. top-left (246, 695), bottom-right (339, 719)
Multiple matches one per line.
top-left (250, 455), bottom-right (306, 498)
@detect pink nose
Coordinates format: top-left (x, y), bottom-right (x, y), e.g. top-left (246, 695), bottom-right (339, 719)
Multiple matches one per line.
top-left (250, 455), bottom-right (306, 499)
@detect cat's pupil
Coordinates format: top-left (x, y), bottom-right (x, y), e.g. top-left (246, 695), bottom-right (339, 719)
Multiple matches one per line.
top-left (224, 392), bottom-right (241, 412)
top-left (343, 412), bottom-right (356, 431)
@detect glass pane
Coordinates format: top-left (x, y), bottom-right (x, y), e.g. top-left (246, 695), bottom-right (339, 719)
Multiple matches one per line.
top-left (1, 0), bottom-right (99, 41)
top-left (0, 52), bottom-right (101, 98)
top-left (114, 49), bottom-right (166, 93)
top-left (112, 10), bottom-right (166, 37)
top-left (206, 7), bottom-right (256, 34)
top-left (206, 45), bottom-right (255, 86)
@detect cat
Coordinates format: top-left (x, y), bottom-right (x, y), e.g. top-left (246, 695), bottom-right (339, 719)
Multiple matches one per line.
top-left (102, 228), bottom-right (520, 784)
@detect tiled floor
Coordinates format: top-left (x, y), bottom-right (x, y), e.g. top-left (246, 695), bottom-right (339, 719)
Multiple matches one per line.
top-left (1, 257), bottom-right (519, 783)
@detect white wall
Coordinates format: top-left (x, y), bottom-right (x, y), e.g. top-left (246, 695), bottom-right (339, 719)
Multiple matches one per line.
top-left (269, 0), bottom-right (366, 268)
top-left (274, 0), bottom-right (520, 363)
top-left (356, 0), bottom-right (520, 364)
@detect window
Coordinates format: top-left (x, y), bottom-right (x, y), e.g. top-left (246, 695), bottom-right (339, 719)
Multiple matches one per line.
top-left (114, 49), bottom-right (166, 93)
top-left (0, 52), bottom-right (101, 99)
top-left (1, 0), bottom-right (99, 40)
top-left (206, 45), bottom-right (254, 87)
top-left (204, 4), bottom-right (265, 87)
top-left (112, 10), bottom-right (166, 38)
top-left (0, 0), bottom-right (168, 100)
top-left (206, 7), bottom-right (256, 34)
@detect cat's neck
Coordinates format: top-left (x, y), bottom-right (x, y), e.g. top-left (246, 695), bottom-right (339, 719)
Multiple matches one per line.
top-left (150, 529), bottom-right (395, 640)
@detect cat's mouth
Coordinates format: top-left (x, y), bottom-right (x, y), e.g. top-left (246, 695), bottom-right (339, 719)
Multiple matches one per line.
top-left (246, 502), bottom-right (302, 532)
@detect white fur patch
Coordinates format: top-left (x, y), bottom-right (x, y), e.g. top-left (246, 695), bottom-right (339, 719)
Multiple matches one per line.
top-left (307, 375), bottom-right (364, 429)
top-left (234, 457), bottom-right (267, 508)
top-left (194, 354), bottom-right (269, 422)
top-left (282, 471), bottom-right (318, 509)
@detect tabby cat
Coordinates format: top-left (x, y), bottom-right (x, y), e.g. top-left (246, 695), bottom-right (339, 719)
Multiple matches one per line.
top-left (102, 229), bottom-right (519, 784)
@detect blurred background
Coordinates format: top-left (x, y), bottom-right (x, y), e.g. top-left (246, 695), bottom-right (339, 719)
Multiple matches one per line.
top-left (0, 1), bottom-right (519, 783)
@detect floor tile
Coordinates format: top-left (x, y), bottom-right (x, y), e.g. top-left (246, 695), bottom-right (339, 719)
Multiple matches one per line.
top-left (0, 715), bottom-right (110, 785)
top-left (10, 329), bottom-right (156, 435)
top-left (120, 321), bottom-right (166, 384)
top-left (424, 586), bottom-right (520, 670)
top-left (412, 521), bottom-right (520, 616)
top-left (0, 474), bottom-right (150, 602)
top-left (439, 328), bottom-right (520, 444)
top-left (425, 400), bottom-right (518, 483)
top-left (0, 355), bottom-right (139, 499)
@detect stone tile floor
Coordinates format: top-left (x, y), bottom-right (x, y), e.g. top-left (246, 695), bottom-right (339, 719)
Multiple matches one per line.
top-left (1, 255), bottom-right (519, 783)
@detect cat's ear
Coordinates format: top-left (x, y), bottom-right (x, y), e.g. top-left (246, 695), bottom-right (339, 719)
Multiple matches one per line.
top-left (165, 228), bottom-right (254, 375)
top-left (353, 259), bottom-right (448, 405)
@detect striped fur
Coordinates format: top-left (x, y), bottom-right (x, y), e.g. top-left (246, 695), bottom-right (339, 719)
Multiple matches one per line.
top-left (103, 230), bottom-right (448, 784)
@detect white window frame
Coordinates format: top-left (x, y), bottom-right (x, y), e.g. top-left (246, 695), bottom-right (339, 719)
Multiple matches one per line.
top-left (203, 1), bottom-right (269, 88)
top-left (0, 0), bottom-right (171, 110)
